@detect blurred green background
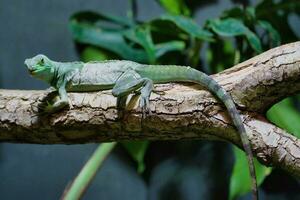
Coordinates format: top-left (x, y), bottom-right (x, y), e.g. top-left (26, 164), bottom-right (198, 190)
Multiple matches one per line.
top-left (0, 0), bottom-right (299, 199)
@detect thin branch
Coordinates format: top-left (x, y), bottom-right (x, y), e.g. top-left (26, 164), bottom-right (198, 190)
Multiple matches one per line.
top-left (0, 42), bottom-right (300, 177)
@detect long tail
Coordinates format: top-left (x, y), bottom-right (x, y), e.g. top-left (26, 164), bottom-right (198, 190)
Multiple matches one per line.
top-left (203, 74), bottom-right (259, 200)
top-left (139, 65), bottom-right (258, 199)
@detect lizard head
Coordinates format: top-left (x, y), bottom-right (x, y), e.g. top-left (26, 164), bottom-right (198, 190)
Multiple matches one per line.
top-left (25, 54), bottom-right (55, 83)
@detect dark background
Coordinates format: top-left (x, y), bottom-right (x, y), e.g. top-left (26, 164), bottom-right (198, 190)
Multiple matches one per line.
top-left (0, 1), bottom-right (299, 200)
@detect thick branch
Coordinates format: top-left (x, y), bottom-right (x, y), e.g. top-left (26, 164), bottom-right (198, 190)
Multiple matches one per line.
top-left (213, 42), bottom-right (300, 112)
top-left (0, 42), bottom-right (300, 177)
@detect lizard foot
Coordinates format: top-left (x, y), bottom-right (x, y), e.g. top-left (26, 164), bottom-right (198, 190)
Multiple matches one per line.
top-left (35, 99), bottom-right (69, 115)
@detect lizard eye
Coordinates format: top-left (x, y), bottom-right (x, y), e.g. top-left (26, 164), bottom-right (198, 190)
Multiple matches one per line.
top-left (39, 58), bottom-right (44, 65)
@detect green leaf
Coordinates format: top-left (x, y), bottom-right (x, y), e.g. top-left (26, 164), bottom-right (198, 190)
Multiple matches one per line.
top-left (257, 20), bottom-right (281, 47)
top-left (80, 46), bottom-right (117, 62)
top-left (229, 147), bottom-right (272, 200)
top-left (267, 98), bottom-right (300, 138)
top-left (155, 40), bottom-right (185, 58)
top-left (122, 141), bottom-right (149, 173)
top-left (209, 18), bottom-right (262, 53)
top-left (124, 26), bottom-right (156, 64)
top-left (71, 11), bottom-right (134, 28)
top-left (152, 14), bottom-right (213, 41)
top-left (157, 0), bottom-right (190, 16)
top-left (245, 30), bottom-right (263, 53)
top-left (208, 18), bottom-right (248, 37)
top-left (70, 19), bottom-right (148, 62)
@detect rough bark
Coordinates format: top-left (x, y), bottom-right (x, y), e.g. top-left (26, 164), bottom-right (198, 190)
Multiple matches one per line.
top-left (0, 42), bottom-right (300, 177)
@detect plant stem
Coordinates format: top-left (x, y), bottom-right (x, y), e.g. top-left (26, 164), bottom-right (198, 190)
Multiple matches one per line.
top-left (128, 0), bottom-right (137, 21)
top-left (62, 142), bottom-right (117, 200)
top-left (186, 37), bottom-right (202, 68)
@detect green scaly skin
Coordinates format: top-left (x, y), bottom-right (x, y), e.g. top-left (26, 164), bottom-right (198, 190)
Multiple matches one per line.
top-left (25, 54), bottom-right (258, 200)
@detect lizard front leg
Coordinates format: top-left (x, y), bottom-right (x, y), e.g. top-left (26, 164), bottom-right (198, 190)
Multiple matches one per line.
top-left (42, 86), bottom-right (69, 114)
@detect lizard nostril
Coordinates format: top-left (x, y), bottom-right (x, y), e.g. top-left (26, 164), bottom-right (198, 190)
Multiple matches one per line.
top-left (24, 59), bottom-right (31, 67)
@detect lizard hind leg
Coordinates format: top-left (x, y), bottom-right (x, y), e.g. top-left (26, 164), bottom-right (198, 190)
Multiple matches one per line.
top-left (112, 69), bottom-right (153, 118)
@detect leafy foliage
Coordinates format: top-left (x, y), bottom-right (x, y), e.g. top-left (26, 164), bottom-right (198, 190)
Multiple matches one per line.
top-left (267, 97), bottom-right (300, 138)
top-left (68, 0), bottom-right (300, 199)
top-left (122, 141), bottom-right (149, 173)
top-left (157, 0), bottom-right (190, 16)
top-left (208, 18), bottom-right (262, 53)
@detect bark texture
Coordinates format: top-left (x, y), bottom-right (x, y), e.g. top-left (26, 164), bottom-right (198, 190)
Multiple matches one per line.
top-left (1, 42), bottom-right (300, 177)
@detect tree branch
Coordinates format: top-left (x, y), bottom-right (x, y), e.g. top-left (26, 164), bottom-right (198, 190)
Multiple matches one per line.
top-left (214, 42), bottom-right (300, 112)
top-left (0, 42), bottom-right (300, 177)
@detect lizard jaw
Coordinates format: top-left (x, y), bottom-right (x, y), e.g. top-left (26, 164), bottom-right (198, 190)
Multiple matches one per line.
top-left (24, 59), bottom-right (34, 72)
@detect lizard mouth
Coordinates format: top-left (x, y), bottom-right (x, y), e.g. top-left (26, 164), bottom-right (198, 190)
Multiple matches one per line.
top-left (28, 65), bottom-right (44, 75)
top-left (28, 68), bottom-right (35, 75)
top-left (28, 68), bottom-right (40, 75)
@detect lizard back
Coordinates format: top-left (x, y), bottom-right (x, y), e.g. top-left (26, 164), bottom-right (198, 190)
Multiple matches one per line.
top-left (68, 60), bottom-right (139, 91)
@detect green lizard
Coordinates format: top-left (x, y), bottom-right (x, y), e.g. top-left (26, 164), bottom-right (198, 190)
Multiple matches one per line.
top-left (25, 54), bottom-right (258, 200)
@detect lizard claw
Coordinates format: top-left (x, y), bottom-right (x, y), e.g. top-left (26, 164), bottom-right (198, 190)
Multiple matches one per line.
top-left (140, 96), bottom-right (151, 119)
top-left (36, 100), bottom-right (52, 112)
top-left (31, 100), bottom-right (50, 114)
